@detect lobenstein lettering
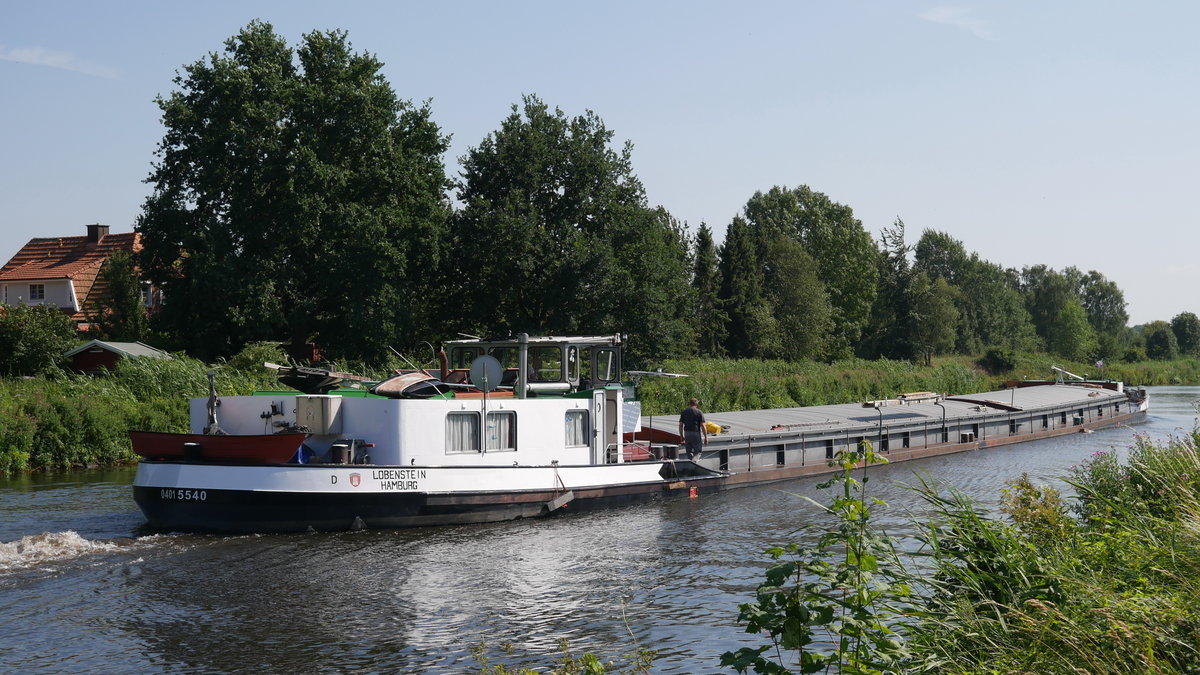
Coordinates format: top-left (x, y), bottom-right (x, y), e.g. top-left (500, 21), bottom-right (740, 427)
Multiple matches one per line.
top-left (370, 469), bottom-right (427, 481)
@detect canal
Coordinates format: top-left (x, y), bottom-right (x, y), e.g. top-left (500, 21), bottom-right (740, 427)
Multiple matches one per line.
top-left (1, 385), bottom-right (1196, 673)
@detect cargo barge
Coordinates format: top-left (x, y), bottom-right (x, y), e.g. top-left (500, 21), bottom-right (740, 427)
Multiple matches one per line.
top-left (131, 336), bottom-right (1147, 533)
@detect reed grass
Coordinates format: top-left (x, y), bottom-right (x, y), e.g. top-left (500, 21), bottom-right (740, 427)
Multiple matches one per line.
top-left (904, 432), bottom-right (1200, 673)
top-left (0, 342), bottom-right (286, 473)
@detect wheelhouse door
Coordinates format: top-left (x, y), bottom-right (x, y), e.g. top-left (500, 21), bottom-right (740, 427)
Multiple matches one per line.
top-left (591, 389), bottom-right (606, 464)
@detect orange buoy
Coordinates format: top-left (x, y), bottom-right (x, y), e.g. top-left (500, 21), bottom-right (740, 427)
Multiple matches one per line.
top-left (689, 487), bottom-right (698, 499)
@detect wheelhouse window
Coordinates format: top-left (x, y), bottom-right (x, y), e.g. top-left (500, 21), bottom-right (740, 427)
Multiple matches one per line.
top-left (567, 347), bottom-right (579, 382)
top-left (565, 409), bottom-right (588, 447)
top-left (485, 411), bottom-right (516, 452)
top-left (446, 412), bottom-right (480, 453)
top-left (29, 284), bottom-right (45, 301)
top-left (449, 346), bottom-right (484, 369)
top-left (595, 348), bottom-right (619, 383)
top-left (528, 346), bottom-right (562, 382)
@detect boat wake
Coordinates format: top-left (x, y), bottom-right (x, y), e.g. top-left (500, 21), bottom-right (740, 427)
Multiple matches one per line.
top-left (0, 530), bottom-right (127, 573)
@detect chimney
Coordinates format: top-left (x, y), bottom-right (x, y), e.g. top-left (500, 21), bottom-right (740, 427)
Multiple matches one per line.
top-left (86, 223), bottom-right (109, 243)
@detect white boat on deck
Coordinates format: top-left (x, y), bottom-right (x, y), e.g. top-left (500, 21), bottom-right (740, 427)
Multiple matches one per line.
top-left (132, 336), bottom-right (1148, 533)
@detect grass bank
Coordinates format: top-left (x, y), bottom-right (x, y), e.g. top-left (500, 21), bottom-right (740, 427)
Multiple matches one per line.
top-left (0, 344), bottom-right (283, 474)
top-left (637, 353), bottom-right (1200, 416)
top-left (4, 348), bottom-right (1199, 474)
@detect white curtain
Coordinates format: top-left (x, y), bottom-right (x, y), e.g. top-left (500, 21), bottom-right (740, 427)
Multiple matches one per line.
top-left (486, 411), bottom-right (516, 451)
top-left (564, 410), bottom-right (588, 447)
top-left (446, 412), bottom-right (480, 453)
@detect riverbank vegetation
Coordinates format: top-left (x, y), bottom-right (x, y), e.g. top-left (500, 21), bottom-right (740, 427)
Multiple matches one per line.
top-left (2, 344), bottom-right (1198, 474)
top-left (723, 431), bottom-right (1200, 674)
top-left (636, 351), bottom-right (1200, 416)
top-left (0, 343), bottom-right (285, 474)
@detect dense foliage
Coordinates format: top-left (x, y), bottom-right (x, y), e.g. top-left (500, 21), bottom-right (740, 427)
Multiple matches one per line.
top-left (137, 21), bottom-right (451, 363)
top-left (0, 302), bottom-right (76, 377)
top-left (0, 343), bottom-right (284, 474)
top-left (447, 95), bottom-right (693, 363)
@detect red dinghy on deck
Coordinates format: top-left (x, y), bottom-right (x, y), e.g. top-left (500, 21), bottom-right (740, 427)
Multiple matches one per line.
top-left (130, 431), bottom-right (307, 464)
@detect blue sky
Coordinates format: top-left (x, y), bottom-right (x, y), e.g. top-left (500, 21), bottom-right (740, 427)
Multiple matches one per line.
top-left (2, 1), bottom-right (1195, 325)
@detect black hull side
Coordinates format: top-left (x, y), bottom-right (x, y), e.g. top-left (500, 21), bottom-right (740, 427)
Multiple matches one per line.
top-left (133, 479), bottom-right (718, 534)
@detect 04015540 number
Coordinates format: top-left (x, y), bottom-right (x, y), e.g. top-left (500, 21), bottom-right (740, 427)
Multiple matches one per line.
top-left (160, 488), bottom-right (207, 501)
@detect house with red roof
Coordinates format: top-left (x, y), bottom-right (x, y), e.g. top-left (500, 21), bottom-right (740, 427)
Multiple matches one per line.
top-left (0, 223), bottom-right (159, 329)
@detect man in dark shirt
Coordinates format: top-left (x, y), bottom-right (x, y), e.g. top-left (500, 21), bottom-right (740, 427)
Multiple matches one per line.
top-left (678, 397), bottom-right (707, 460)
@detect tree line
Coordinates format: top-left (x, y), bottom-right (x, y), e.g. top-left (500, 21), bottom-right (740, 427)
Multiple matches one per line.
top-left (53, 21), bottom-right (1198, 371)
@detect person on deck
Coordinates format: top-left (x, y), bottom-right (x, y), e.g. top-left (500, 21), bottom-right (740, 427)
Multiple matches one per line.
top-left (678, 398), bottom-right (708, 460)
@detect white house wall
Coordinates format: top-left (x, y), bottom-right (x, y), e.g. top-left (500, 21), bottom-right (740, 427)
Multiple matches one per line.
top-left (1, 279), bottom-right (74, 310)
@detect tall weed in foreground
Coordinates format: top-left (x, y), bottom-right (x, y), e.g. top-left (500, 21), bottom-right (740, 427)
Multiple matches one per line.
top-left (722, 442), bottom-right (915, 674)
top-left (905, 434), bottom-right (1200, 674)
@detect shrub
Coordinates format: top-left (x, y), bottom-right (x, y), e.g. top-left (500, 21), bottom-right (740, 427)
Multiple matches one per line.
top-left (977, 346), bottom-right (1017, 375)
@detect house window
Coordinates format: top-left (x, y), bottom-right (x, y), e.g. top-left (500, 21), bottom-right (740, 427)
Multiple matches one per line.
top-left (825, 439), bottom-right (834, 459)
top-left (446, 412), bottom-right (480, 453)
top-left (902, 432), bottom-right (911, 449)
top-left (565, 409), bottom-right (588, 447)
top-left (29, 284), bottom-right (45, 301)
top-left (485, 411), bottom-right (516, 452)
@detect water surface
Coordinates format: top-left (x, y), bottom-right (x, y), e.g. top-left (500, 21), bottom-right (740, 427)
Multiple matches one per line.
top-left (1, 386), bottom-right (1195, 673)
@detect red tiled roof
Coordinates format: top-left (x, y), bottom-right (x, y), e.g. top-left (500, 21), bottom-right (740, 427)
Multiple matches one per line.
top-left (0, 229), bottom-right (142, 323)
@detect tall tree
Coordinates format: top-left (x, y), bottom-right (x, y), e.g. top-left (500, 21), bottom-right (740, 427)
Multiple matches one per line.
top-left (742, 186), bottom-right (878, 358)
top-left (1171, 312), bottom-right (1200, 357)
top-left (87, 250), bottom-right (150, 342)
top-left (955, 257), bottom-right (1037, 353)
top-left (1077, 270), bottom-right (1129, 336)
top-left (137, 21), bottom-right (450, 363)
top-left (449, 95), bottom-right (691, 363)
top-left (861, 219), bottom-right (913, 360)
top-left (1021, 265), bottom-right (1076, 349)
top-left (1144, 320), bottom-right (1179, 360)
top-left (914, 230), bottom-right (1036, 354)
top-left (691, 222), bottom-right (727, 357)
top-left (1046, 298), bottom-right (1098, 362)
top-left (908, 272), bottom-right (959, 366)
top-left (763, 236), bottom-right (832, 360)
top-left (717, 216), bottom-right (771, 358)
top-left (913, 229), bottom-right (970, 285)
